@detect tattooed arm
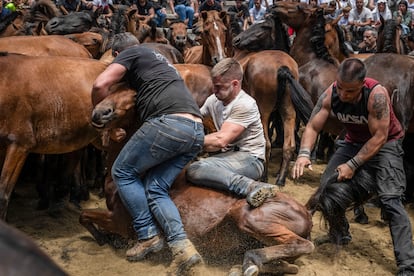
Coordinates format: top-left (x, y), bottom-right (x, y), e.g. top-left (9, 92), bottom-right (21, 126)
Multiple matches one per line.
top-left (292, 86), bottom-right (333, 179)
top-left (358, 85), bottom-right (390, 162)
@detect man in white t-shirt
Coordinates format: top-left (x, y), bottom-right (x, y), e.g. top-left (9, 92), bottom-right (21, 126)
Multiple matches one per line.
top-left (349, 0), bottom-right (373, 42)
top-left (186, 58), bottom-right (277, 208)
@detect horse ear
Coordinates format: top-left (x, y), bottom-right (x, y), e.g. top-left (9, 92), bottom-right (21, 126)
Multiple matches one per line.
top-left (201, 11), bottom-right (208, 21)
top-left (127, 8), bottom-right (138, 19)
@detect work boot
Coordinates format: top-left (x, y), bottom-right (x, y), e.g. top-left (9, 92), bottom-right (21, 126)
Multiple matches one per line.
top-left (168, 239), bottom-right (203, 275)
top-left (126, 235), bottom-right (164, 262)
top-left (246, 181), bottom-right (277, 208)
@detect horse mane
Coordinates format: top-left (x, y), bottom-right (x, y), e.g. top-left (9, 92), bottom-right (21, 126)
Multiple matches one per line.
top-left (308, 169), bottom-right (376, 245)
top-left (381, 19), bottom-right (398, 53)
top-left (110, 5), bottom-right (130, 34)
top-left (310, 9), bottom-right (336, 65)
top-left (26, 0), bottom-right (58, 23)
top-left (333, 23), bottom-right (351, 58)
top-left (0, 11), bottom-right (20, 33)
top-left (272, 12), bottom-right (290, 53)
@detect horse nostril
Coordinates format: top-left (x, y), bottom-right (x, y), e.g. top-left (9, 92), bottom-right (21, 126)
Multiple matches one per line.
top-left (102, 108), bottom-right (113, 116)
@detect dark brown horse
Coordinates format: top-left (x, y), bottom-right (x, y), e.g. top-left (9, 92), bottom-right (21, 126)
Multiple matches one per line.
top-left (80, 88), bottom-right (314, 276)
top-left (0, 1), bottom-right (57, 37)
top-left (364, 53), bottom-right (414, 132)
top-left (376, 19), bottom-right (411, 55)
top-left (0, 219), bottom-right (68, 275)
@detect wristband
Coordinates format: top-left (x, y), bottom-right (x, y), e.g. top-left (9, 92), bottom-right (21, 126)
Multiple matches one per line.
top-left (346, 156), bottom-right (362, 171)
top-left (297, 148), bottom-right (311, 159)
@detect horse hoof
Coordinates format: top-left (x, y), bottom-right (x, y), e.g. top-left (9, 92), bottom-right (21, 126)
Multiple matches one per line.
top-left (243, 264), bottom-right (259, 276)
top-left (228, 265), bottom-right (242, 276)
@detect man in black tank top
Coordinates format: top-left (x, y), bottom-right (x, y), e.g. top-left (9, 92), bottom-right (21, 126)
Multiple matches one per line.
top-left (91, 32), bottom-right (204, 274)
top-left (292, 58), bottom-right (414, 275)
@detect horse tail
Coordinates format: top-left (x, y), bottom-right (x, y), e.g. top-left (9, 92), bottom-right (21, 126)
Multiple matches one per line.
top-left (277, 66), bottom-right (314, 125)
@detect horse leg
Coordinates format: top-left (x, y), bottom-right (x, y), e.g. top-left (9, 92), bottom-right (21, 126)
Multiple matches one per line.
top-left (79, 208), bottom-right (114, 246)
top-left (241, 229), bottom-right (314, 275)
top-left (261, 115), bottom-right (271, 183)
top-left (276, 91), bottom-right (296, 186)
top-left (0, 144), bottom-right (28, 219)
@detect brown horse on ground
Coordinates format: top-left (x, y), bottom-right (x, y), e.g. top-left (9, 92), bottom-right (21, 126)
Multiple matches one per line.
top-left (80, 88), bottom-right (314, 276)
top-left (0, 35), bottom-right (92, 58)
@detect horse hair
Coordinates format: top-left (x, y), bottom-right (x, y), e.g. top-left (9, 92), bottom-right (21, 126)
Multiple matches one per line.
top-left (334, 23), bottom-right (351, 58)
top-left (382, 19), bottom-right (398, 53)
top-left (279, 66), bottom-right (314, 124)
top-left (310, 169), bottom-right (377, 245)
top-left (0, 11), bottom-right (19, 33)
top-left (310, 9), bottom-right (336, 65)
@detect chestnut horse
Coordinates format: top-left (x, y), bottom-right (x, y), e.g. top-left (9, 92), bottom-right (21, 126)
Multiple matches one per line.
top-left (184, 10), bottom-right (230, 66)
top-left (0, 35), bottom-right (92, 58)
top-left (167, 21), bottom-right (198, 55)
top-left (0, 53), bottom-right (137, 219)
top-left (64, 32), bottom-right (105, 59)
top-left (80, 88), bottom-right (314, 276)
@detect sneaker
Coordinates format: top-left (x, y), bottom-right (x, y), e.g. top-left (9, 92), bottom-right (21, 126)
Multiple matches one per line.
top-left (126, 235), bottom-right (164, 262)
top-left (246, 182), bottom-right (277, 208)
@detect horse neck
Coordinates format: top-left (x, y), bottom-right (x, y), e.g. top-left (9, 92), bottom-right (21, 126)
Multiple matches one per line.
top-left (202, 42), bottom-right (213, 66)
top-left (290, 28), bottom-right (316, 66)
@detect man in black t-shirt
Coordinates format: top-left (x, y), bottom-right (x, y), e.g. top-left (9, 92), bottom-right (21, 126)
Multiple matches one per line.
top-left (198, 0), bottom-right (222, 12)
top-left (91, 32), bottom-right (205, 274)
top-left (228, 0), bottom-right (249, 31)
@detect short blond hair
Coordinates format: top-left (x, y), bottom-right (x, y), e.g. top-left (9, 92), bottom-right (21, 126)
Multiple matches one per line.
top-left (211, 58), bottom-right (243, 81)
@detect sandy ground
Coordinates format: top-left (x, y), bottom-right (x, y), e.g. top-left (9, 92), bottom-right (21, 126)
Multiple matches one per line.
top-left (6, 148), bottom-right (414, 276)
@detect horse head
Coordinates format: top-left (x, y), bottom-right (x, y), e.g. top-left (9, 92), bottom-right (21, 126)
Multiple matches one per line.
top-left (272, 1), bottom-right (314, 30)
top-left (232, 12), bottom-right (290, 53)
top-left (199, 10), bottom-right (228, 66)
top-left (168, 21), bottom-right (189, 52)
top-left (91, 85), bottom-right (136, 130)
top-left (45, 12), bottom-right (93, 35)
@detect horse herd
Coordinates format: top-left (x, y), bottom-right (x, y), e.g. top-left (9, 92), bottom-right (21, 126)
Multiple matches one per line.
top-left (1, 0), bottom-right (414, 275)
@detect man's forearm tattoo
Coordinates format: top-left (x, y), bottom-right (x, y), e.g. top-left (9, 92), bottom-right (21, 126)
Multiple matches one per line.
top-left (310, 93), bottom-right (326, 121)
top-left (372, 93), bottom-right (389, 120)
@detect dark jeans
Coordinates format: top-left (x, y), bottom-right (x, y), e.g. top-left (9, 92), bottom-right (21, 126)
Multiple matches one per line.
top-left (321, 139), bottom-right (414, 271)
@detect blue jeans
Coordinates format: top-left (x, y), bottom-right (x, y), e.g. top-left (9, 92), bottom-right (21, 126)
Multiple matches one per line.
top-left (186, 151), bottom-right (264, 196)
top-left (155, 9), bottom-right (166, 27)
top-left (112, 114), bottom-right (204, 244)
top-left (174, 4), bottom-right (194, 28)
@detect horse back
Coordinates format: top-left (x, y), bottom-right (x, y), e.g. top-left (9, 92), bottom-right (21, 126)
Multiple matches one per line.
top-left (0, 35), bottom-right (92, 58)
top-left (0, 54), bottom-right (106, 153)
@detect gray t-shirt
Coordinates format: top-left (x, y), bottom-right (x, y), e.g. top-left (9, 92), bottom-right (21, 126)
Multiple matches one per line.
top-left (200, 90), bottom-right (266, 159)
